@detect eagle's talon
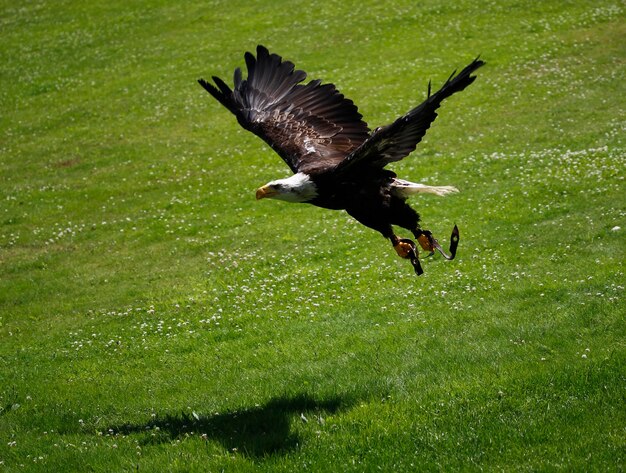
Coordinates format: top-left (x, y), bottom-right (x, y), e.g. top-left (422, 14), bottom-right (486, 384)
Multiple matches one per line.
top-left (418, 231), bottom-right (441, 253)
top-left (394, 239), bottom-right (416, 259)
top-left (416, 226), bottom-right (459, 261)
top-left (392, 238), bottom-right (424, 275)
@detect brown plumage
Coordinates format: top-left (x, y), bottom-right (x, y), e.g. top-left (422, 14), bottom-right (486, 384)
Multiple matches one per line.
top-left (199, 45), bottom-right (484, 275)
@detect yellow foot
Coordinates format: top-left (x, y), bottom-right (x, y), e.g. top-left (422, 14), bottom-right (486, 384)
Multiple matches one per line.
top-left (394, 240), bottom-right (415, 259)
top-left (418, 234), bottom-right (434, 252)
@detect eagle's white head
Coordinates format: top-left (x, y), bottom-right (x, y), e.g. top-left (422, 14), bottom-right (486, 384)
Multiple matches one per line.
top-left (255, 172), bottom-right (318, 203)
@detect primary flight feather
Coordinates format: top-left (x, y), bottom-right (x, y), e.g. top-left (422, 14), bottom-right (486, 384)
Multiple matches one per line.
top-left (199, 45), bottom-right (484, 275)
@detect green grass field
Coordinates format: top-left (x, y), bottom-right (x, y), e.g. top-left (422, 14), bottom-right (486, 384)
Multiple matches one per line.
top-left (1, 0), bottom-right (624, 471)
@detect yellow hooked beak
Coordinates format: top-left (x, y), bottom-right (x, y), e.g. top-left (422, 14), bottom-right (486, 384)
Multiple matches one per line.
top-left (256, 185), bottom-right (278, 200)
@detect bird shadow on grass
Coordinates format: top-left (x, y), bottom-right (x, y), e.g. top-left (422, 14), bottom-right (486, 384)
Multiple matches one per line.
top-left (108, 393), bottom-right (354, 458)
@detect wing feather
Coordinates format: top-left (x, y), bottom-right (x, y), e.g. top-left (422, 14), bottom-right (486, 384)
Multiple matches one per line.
top-left (336, 57), bottom-right (485, 173)
top-left (199, 45), bottom-right (370, 174)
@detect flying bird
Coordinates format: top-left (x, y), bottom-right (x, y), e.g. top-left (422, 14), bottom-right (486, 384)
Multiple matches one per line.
top-left (199, 46), bottom-right (484, 275)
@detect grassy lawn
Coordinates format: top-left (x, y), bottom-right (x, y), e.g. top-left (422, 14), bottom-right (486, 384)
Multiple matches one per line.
top-left (1, 0), bottom-right (624, 471)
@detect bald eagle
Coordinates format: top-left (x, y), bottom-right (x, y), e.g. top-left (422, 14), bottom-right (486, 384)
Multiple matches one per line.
top-left (199, 46), bottom-right (484, 275)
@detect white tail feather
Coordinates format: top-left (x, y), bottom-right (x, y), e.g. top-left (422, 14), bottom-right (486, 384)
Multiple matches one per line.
top-left (391, 179), bottom-right (459, 198)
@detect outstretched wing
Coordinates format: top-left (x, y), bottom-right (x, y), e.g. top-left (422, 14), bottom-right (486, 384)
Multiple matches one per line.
top-left (199, 45), bottom-right (370, 174)
top-left (335, 58), bottom-right (485, 173)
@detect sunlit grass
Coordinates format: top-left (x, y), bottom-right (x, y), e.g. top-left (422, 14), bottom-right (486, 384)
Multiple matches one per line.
top-left (1, 0), bottom-right (624, 471)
